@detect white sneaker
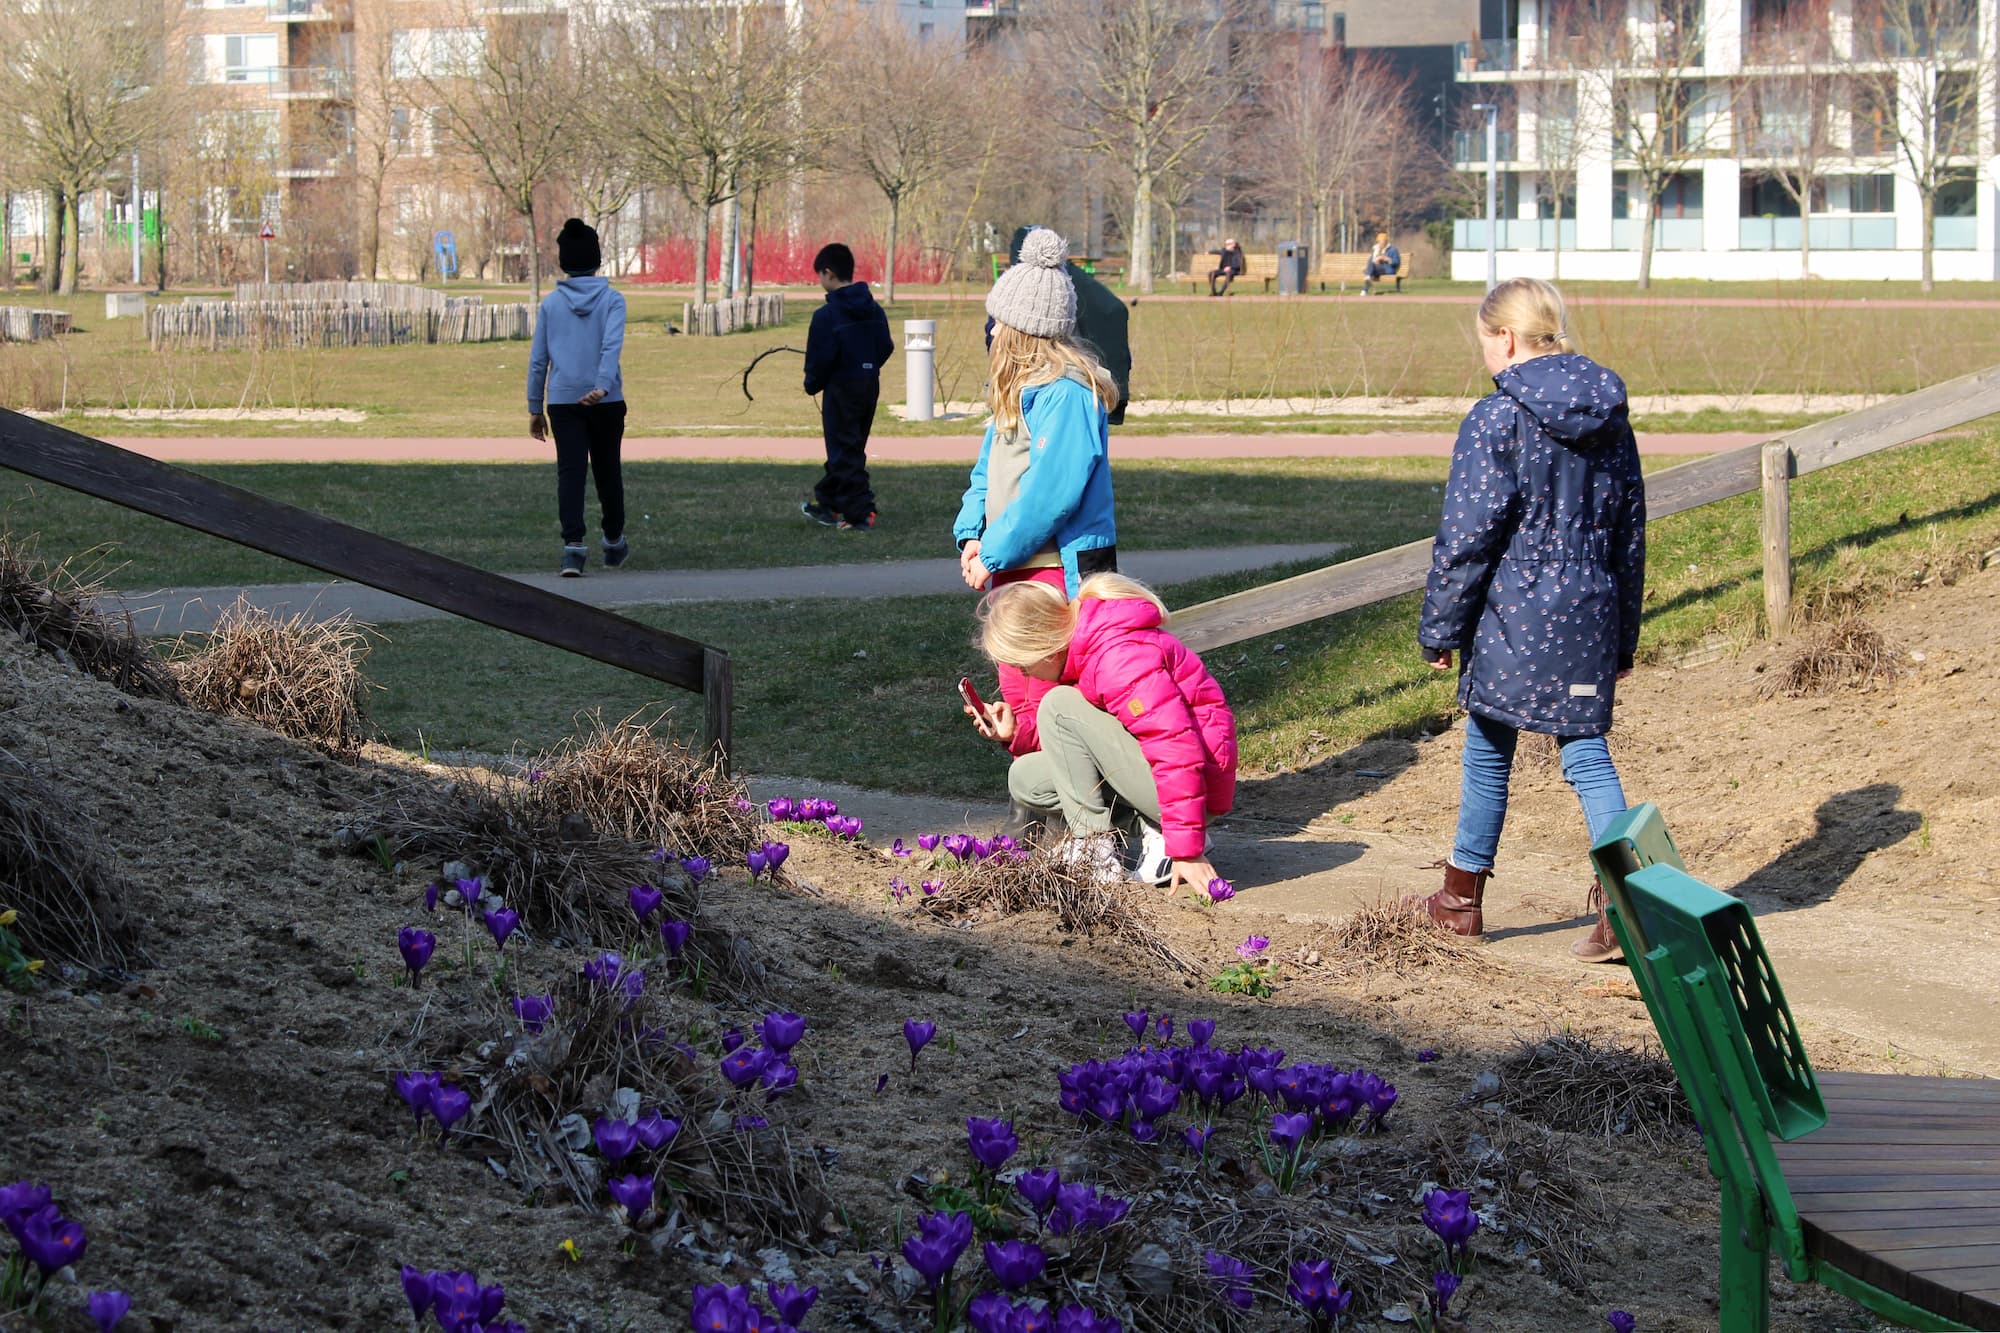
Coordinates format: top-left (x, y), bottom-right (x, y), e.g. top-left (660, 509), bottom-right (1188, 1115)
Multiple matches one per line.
top-left (1131, 821), bottom-right (1217, 886)
top-left (1055, 834), bottom-right (1125, 886)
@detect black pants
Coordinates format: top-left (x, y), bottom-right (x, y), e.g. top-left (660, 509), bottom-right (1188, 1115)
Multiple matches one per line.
top-left (816, 378), bottom-right (878, 521)
top-left (1209, 269), bottom-right (1237, 296)
top-left (1366, 262), bottom-right (1397, 281)
top-left (548, 401), bottom-right (626, 545)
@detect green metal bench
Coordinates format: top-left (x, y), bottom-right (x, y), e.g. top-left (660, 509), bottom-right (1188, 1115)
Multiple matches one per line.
top-left (1590, 806), bottom-right (2000, 1331)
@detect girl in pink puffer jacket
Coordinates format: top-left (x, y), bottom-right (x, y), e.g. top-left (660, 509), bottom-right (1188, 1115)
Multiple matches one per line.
top-left (966, 574), bottom-right (1238, 894)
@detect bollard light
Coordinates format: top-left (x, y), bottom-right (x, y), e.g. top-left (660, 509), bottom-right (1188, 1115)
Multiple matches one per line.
top-left (904, 319), bottom-right (937, 422)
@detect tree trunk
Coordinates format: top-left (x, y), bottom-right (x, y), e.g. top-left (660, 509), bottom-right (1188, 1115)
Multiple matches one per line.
top-left (1798, 204), bottom-right (1811, 281)
top-left (1, 191), bottom-right (12, 291)
top-left (884, 191), bottom-right (901, 305)
top-left (59, 189), bottom-right (81, 295)
top-left (1919, 189), bottom-right (1934, 293)
top-left (44, 187), bottom-right (64, 294)
top-left (1130, 171), bottom-right (1155, 293)
top-left (721, 178), bottom-right (740, 298)
top-left (1636, 188), bottom-right (1657, 290)
top-left (361, 176), bottom-right (384, 281)
top-left (525, 197), bottom-right (542, 301)
top-left (1553, 190), bottom-right (1564, 281)
top-left (695, 201), bottom-right (712, 306)
top-left (744, 184), bottom-right (759, 298)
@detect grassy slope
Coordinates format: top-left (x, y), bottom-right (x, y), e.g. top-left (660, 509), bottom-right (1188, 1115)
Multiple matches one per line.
top-left (354, 432), bottom-right (2000, 794)
top-left (6, 286), bottom-right (2000, 434)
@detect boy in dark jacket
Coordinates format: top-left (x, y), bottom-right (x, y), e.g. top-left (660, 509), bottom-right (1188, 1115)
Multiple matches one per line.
top-left (801, 243), bottom-right (893, 531)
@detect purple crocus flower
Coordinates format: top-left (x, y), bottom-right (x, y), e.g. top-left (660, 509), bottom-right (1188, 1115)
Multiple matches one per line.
top-left (984, 1239), bottom-right (1047, 1291)
top-left (746, 850), bottom-right (768, 880)
top-left (511, 995), bottom-right (554, 1033)
top-left (423, 881), bottom-right (440, 913)
top-left (966, 1116), bottom-right (1019, 1171)
top-left (1236, 934), bottom-right (1270, 962)
top-left (734, 1115), bottom-right (768, 1132)
top-left (720, 1046), bottom-right (771, 1089)
top-left (397, 926), bottom-right (435, 986)
top-left (15, 1204), bottom-right (85, 1275)
top-left (1181, 1124), bottom-right (1214, 1157)
top-left (428, 1084), bottom-right (470, 1140)
top-left (721, 1027), bottom-right (746, 1054)
top-left (967, 1291), bottom-right (1019, 1333)
top-left (768, 797), bottom-right (796, 821)
top-left (1204, 1251), bottom-right (1254, 1310)
top-left (918, 833), bottom-right (941, 851)
top-left (1606, 1313), bottom-right (1637, 1333)
top-left (905, 1018), bottom-right (937, 1071)
top-left (758, 1011), bottom-right (806, 1053)
top-left (766, 1282), bottom-right (818, 1325)
top-left (1417, 1048), bottom-right (1440, 1063)
top-left (659, 918), bottom-right (692, 956)
top-left (1422, 1187), bottom-right (1481, 1254)
top-left (0, 1181), bottom-right (50, 1241)
top-left (1288, 1260), bottom-right (1352, 1324)
top-left (690, 1282), bottom-right (757, 1331)
top-left (607, 1173), bottom-right (654, 1217)
top-left (395, 1070), bottom-right (439, 1125)
top-left (1270, 1111), bottom-right (1312, 1156)
top-left (454, 877), bottom-right (483, 909)
top-left (1431, 1271), bottom-right (1461, 1319)
top-left (761, 840), bottom-right (791, 870)
top-left (86, 1290), bottom-right (131, 1332)
top-left (891, 838), bottom-right (911, 858)
top-left (628, 883), bottom-right (663, 921)
top-left (594, 1116), bottom-right (639, 1162)
top-left (680, 856), bottom-right (712, 885)
top-left (761, 1060), bottom-right (799, 1099)
top-left (1052, 1307), bottom-right (1122, 1333)
top-left (400, 1264), bottom-right (434, 1318)
top-left (1014, 1166), bottom-right (1061, 1217)
top-left (901, 1210), bottom-right (973, 1291)
top-left (635, 1110), bottom-right (680, 1151)
top-left (921, 880), bottom-right (942, 897)
top-left (1188, 1018), bottom-right (1216, 1047)
top-left (1122, 1010), bottom-right (1149, 1039)
top-left (1206, 878), bottom-right (1236, 903)
top-left (874, 1073), bottom-right (890, 1095)
top-left (483, 907), bottom-right (519, 951)
top-left (1156, 1014), bottom-right (1174, 1041)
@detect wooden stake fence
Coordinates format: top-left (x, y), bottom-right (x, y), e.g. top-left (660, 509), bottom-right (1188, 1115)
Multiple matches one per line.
top-left (682, 293), bottom-right (786, 336)
top-left (0, 308), bottom-right (73, 342)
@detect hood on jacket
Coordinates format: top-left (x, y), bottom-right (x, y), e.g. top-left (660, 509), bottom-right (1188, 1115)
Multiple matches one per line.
top-left (553, 275), bottom-right (611, 317)
top-left (825, 281), bottom-right (878, 315)
top-left (1494, 353), bottom-right (1630, 447)
top-left (1066, 594), bottom-right (1166, 672)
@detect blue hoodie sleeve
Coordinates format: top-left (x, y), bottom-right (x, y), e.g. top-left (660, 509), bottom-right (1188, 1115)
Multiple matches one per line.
top-left (1612, 429), bottom-right (1647, 669)
top-left (526, 297), bottom-right (551, 412)
top-left (802, 306), bottom-right (833, 395)
top-left (953, 423), bottom-right (997, 547)
top-left (595, 292), bottom-right (625, 395)
top-left (977, 380), bottom-right (1105, 575)
top-left (1419, 398), bottom-right (1520, 650)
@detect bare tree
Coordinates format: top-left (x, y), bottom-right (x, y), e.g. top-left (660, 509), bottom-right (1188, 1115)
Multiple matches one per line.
top-left (1613, 0), bottom-right (1732, 288)
top-left (0, 0), bottom-right (160, 293)
top-left (1512, 79), bottom-right (1581, 277)
top-left (422, 11), bottom-right (577, 298)
top-left (348, 23), bottom-right (417, 281)
top-left (602, 3), bottom-right (817, 305)
top-left (821, 12), bottom-right (988, 303)
top-left (1033, 0), bottom-right (1252, 292)
top-left (1736, 0), bottom-right (1844, 277)
top-left (1853, 0), bottom-right (1984, 291)
top-left (1252, 45), bottom-right (1407, 258)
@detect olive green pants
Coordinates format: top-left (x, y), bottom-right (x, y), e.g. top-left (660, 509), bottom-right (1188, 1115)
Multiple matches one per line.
top-left (1007, 685), bottom-right (1161, 837)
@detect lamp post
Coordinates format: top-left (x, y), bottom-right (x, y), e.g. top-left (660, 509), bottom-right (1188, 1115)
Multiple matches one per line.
top-left (1471, 102), bottom-right (1499, 291)
top-left (130, 153), bottom-right (142, 287)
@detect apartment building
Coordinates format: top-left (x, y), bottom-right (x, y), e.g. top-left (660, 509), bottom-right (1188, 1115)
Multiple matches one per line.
top-left (1449, 0), bottom-right (2000, 280)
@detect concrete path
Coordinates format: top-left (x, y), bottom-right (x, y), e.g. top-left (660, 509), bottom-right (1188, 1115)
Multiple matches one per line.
top-left (112, 541), bottom-right (1346, 635)
top-left (875, 289), bottom-right (2000, 310)
top-left (106, 432), bottom-right (1754, 464)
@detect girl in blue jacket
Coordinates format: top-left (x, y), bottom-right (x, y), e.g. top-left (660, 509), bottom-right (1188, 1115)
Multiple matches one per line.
top-left (953, 227), bottom-right (1120, 759)
top-left (1410, 277), bottom-right (1646, 964)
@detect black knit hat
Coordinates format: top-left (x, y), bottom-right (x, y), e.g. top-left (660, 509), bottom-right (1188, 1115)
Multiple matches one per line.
top-left (557, 218), bottom-right (601, 274)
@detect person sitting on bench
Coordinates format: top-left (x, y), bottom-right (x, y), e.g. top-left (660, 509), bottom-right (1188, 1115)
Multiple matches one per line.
top-left (1208, 239), bottom-right (1245, 297)
top-left (1364, 232), bottom-right (1401, 296)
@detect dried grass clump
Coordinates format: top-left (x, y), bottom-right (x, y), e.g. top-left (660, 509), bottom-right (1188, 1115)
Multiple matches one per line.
top-left (173, 597), bottom-right (370, 753)
top-left (913, 843), bottom-right (1198, 976)
top-left (1761, 614), bottom-right (1901, 698)
top-left (1318, 899), bottom-right (1496, 975)
top-left (531, 712), bottom-right (762, 860)
top-left (343, 770), bottom-right (692, 948)
top-left (1420, 1115), bottom-right (1608, 1295)
top-left (0, 534), bottom-right (179, 701)
top-left (409, 974), bottom-right (829, 1243)
top-left (1497, 1033), bottom-right (1694, 1146)
top-left (0, 747), bottom-right (139, 973)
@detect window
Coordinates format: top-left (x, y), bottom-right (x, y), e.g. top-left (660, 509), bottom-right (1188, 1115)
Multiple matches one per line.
top-left (1331, 10), bottom-right (1345, 40)
top-left (1936, 177), bottom-right (1976, 217)
top-left (1818, 173), bottom-right (1895, 212)
top-left (918, 19), bottom-right (933, 36)
top-left (206, 33), bottom-right (277, 83)
top-left (391, 107), bottom-right (413, 155)
top-left (392, 27), bottom-right (483, 79)
top-left (1741, 173), bottom-right (1800, 217)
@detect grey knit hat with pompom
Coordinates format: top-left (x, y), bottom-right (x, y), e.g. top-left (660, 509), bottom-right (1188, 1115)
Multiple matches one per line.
top-left (985, 227), bottom-right (1077, 338)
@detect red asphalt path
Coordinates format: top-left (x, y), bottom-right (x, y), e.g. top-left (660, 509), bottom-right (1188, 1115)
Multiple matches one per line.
top-left (107, 432), bottom-right (1757, 464)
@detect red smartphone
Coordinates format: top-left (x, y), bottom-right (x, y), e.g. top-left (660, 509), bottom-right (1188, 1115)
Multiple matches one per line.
top-left (957, 676), bottom-right (987, 713)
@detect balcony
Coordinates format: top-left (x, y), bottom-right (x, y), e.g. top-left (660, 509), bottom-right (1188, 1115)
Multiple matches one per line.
top-left (1934, 216), bottom-right (1976, 249)
top-left (275, 145), bottom-right (353, 179)
top-left (965, 0), bottom-right (1020, 14)
top-left (1454, 38), bottom-right (1517, 73)
top-left (266, 0), bottom-right (338, 20)
top-left (1452, 129), bottom-right (1518, 164)
top-left (218, 64), bottom-right (278, 85)
top-left (1454, 218), bottom-right (1580, 249)
top-left (272, 66), bottom-right (351, 100)
top-left (477, 0), bottom-right (561, 14)
top-left (1738, 215), bottom-right (1898, 249)
top-left (1610, 217), bottom-right (1706, 249)
top-left (1865, 23), bottom-right (1980, 58)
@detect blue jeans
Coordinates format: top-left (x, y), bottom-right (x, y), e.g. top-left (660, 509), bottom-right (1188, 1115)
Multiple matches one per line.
top-left (1451, 713), bottom-right (1627, 873)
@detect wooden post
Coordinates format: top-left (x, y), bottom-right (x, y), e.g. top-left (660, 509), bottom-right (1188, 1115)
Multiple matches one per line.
top-left (1761, 440), bottom-right (1793, 637)
top-left (701, 646), bottom-right (734, 766)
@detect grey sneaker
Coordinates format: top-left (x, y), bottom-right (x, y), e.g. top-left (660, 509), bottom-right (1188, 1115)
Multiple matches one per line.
top-left (559, 545), bottom-right (588, 577)
top-left (602, 536), bottom-right (629, 569)
top-left (801, 501), bottom-right (839, 527)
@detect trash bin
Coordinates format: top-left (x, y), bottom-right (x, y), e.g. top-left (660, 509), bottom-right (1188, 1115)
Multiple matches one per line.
top-left (1277, 241), bottom-right (1310, 295)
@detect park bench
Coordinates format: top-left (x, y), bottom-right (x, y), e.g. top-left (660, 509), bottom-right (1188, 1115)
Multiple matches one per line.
top-left (1315, 251), bottom-right (1414, 294)
top-left (1186, 253), bottom-right (1275, 294)
top-left (1589, 804), bottom-right (2000, 1332)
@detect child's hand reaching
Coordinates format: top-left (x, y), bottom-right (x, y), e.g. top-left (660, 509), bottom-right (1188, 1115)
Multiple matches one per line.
top-left (1168, 858), bottom-right (1221, 898)
top-left (965, 698), bottom-right (1016, 746)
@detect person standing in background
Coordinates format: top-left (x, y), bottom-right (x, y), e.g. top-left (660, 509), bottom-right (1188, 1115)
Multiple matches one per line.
top-left (801, 243), bottom-right (894, 532)
top-left (528, 218), bottom-right (628, 578)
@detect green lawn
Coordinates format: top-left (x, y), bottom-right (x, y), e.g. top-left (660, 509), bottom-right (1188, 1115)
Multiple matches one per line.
top-left (7, 283), bottom-right (2000, 436)
top-left (3, 456), bottom-right (1454, 589)
top-left (352, 431), bottom-right (2000, 793)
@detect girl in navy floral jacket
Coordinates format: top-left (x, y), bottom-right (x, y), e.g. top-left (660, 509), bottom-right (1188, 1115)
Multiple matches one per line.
top-left (1409, 277), bottom-right (1646, 963)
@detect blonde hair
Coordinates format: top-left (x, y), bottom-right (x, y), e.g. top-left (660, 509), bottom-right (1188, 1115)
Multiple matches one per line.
top-left (1477, 276), bottom-right (1575, 354)
top-left (987, 322), bottom-right (1119, 434)
top-left (1375, 231), bottom-right (1389, 245)
top-left (976, 573), bottom-right (1168, 668)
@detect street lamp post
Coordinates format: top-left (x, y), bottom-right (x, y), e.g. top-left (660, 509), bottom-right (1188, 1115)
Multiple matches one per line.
top-left (1471, 102), bottom-right (1499, 292)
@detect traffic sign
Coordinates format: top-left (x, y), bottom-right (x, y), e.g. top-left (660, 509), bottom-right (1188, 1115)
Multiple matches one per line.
top-left (259, 222), bottom-right (276, 240)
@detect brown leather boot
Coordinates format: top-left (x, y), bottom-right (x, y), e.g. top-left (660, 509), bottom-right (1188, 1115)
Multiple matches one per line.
top-left (1404, 861), bottom-right (1490, 936)
top-left (1571, 883), bottom-right (1624, 964)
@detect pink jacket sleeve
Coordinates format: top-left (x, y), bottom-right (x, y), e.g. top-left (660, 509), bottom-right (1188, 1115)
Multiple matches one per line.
top-left (1086, 639), bottom-right (1212, 859)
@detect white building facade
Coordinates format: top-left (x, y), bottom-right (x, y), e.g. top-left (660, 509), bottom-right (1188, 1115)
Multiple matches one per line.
top-left (1450, 0), bottom-right (2000, 281)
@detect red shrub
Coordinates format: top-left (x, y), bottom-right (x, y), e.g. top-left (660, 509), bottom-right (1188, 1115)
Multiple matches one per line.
top-left (634, 233), bottom-right (949, 286)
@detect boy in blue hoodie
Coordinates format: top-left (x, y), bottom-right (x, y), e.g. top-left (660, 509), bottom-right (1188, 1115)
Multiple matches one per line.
top-left (800, 242), bottom-right (893, 531)
top-left (529, 218), bottom-right (628, 576)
